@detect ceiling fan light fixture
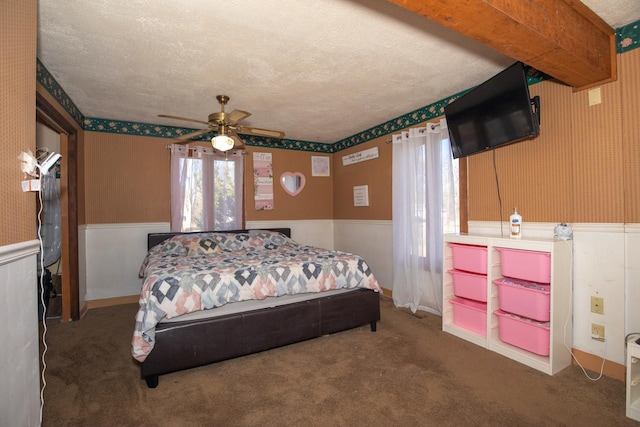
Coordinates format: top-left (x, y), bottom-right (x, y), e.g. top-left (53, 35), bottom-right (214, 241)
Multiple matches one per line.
top-left (212, 134), bottom-right (234, 151)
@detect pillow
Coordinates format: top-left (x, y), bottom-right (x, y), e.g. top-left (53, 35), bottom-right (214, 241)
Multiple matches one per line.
top-left (148, 235), bottom-right (189, 257)
top-left (246, 230), bottom-right (297, 250)
top-left (187, 238), bottom-right (223, 256)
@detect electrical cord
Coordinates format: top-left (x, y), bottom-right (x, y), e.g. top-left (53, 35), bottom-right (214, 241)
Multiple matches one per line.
top-left (36, 169), bottom-right (48, 426)
top-left (492, 150), bottom-right (503, 237)
top-left (560, 239), bottom-right (607, 381)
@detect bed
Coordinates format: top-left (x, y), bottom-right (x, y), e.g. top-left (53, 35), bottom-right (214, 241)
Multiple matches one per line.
top-left (132, 228), bottom-right (381, 388)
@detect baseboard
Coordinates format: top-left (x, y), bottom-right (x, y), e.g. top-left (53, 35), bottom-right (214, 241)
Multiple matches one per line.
top-left (571, 348), bottom-right (625, 381)
top-left (79, 303), bottom-right (89, 319)
top-left (85, 295), bottom-right (139, 310)
top-left (380, 287), bottom-right (392, 300)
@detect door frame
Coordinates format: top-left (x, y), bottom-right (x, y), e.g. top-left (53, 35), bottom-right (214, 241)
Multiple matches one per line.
top-left (36, 91), bottom-right (79, 321)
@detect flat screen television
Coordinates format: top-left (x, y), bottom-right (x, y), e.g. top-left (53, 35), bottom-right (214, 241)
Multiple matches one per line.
top-left (444, 61), bottom-right (540, 159)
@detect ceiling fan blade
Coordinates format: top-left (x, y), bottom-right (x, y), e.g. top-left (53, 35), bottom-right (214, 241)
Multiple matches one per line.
top-left (236, 125), bottom-right (285, 139)
top-left (227, 109), bottom-right (252, 124)
top-left (175, 127), bottom-right (215, 141)
top-left (158, 114), bottom-right (210, 126)
top-left (228, 130), bottom-right (246, 148)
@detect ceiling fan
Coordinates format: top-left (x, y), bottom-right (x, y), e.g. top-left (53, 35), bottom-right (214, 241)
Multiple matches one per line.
top-left (159, 95), bottom-right (285, 151)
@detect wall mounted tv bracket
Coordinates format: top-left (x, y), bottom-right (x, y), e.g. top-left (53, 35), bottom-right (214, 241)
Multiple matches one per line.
top-left (530, 96), bottom-right (541, 126)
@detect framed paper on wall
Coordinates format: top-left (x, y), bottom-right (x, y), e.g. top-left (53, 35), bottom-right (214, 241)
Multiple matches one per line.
top-left (253, 152), bottom-right (274, 210)
top-left (311, 156), bottom-right (330, 177)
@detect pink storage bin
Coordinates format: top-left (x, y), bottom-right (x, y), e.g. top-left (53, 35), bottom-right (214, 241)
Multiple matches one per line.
top-left (493, 277), bottom-right (550, 321)
top-left (496, 247), bottom-right (551, 283)
top-left (494, 310), bottom-right (550, 356)
top-left (450, 269), bottom-right (487, 302)
top-left (450, 297), bottom-right (487, 336)
top-left (448, 243), bottom-right (488, 275)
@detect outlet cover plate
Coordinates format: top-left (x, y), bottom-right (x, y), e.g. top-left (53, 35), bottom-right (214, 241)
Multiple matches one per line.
top-left (592, 323), bottom-right (605, 341)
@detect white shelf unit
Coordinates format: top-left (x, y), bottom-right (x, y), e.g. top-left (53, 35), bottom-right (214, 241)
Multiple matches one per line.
top-left (443, 234), bottom-right (573, 375)
top-left (627, 338), bottom-right (640, 421)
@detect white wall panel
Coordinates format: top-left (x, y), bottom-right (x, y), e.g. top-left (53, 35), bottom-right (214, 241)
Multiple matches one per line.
top-left (81, 223), bottom-right (169, 300)
top-left (246, 220), bottom-right (334, 249)
top-left (625, 225), bottom-right (640, 336)
top-left (333, 220), bottom-right (393, 291)
top-left (572, 224), bottom-right (626, 364)
top-left (0, 241), bottom-right (40, 427)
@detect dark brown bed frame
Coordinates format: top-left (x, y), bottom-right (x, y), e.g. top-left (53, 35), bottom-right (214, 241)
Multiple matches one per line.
top-left (139, 228), bottom-right (381, 388)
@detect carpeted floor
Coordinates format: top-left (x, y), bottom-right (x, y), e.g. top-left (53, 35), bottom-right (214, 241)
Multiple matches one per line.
top-left (40, 296), bottom-right (637, 426)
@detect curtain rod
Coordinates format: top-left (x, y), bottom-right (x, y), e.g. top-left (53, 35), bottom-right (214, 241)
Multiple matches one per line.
top-left (165, 144), bottom-right (247, 155)
top-left (386, 122), bottom-right (440, 143)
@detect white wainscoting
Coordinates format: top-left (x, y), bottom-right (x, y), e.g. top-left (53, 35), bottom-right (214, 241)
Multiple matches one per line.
top-left (0, 240), bottom-right (41, 427)
top-left (80, 219), bottom-right (638, 365)
top-left (81, 220), bottom-right (387, 301)
top-left (469, 221), bottom-right (635, 365)
top-left (333, 220), bottom-right (393, 291)
top-left (81, 221), bottom-right (333, 302)
top-left (626, 224), bottom-right (640, 338)
top-left (246, 219), bottom-right (335, 249)
top-left (80, 223), bottom-right (169, 301)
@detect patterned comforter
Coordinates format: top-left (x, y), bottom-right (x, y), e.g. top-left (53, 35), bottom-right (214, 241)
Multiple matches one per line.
top-left (132, 230), bottom-right (380, 361)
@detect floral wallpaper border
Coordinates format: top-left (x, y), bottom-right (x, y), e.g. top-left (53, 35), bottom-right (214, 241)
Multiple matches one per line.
top-left (37, 20), bottom-right (640, 154)
top-left (36, 59), bottom-right (84, 127)
top-left (618, 20), bottom-right (639, 54)
top-left (81, 117), bottom-right (334, 153)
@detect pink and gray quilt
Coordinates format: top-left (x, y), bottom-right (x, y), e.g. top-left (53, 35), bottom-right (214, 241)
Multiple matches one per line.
top-left (132, 230), bottom-right (380, 361)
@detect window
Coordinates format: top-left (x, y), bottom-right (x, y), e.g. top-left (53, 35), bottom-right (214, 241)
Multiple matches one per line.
top-left (411, 138), bottom-right (459, 258)
top-left (441, 137), bottom-right (460, 235)
top-left (170, 145), bottom-right (243, 232)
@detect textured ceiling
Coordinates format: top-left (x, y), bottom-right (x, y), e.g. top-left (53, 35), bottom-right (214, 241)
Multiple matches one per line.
top-left (36, 0), bottom-right (640, 144)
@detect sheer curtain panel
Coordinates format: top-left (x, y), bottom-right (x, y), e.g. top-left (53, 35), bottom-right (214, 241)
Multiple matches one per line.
top-left (170, 144), bottom-right (244, 232)
top-left (391, 120), bottom-right (458, 315)
top-left (170, 145), bottom-right (189, 232)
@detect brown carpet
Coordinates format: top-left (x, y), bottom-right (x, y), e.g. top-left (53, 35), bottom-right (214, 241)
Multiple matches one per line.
top-left (40, 297), bottom-right (637, 426)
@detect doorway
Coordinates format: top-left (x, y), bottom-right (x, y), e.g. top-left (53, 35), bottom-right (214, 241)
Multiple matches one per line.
top-left (36, 92), bottom-right (80, 321)
top-left (36, 122), bottom-right (62, 319)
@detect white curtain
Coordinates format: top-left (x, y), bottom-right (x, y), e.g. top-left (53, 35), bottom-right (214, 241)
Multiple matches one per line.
top-left (170, 145), bottom-right (189, 232)
top-left (392, 120), bottom-right (458, 315)
top-left (170, 144), bottom-right (244, 232)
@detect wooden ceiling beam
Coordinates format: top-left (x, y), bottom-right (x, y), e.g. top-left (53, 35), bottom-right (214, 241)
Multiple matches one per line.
top-left (387, 0), bottom-right (617, 90)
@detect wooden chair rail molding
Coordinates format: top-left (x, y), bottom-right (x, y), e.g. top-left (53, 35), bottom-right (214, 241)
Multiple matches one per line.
top-left (388, 0), bottom-right (617, 90)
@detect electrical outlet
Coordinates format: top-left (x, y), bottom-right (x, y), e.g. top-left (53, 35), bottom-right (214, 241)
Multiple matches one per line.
top-left (591, 323), bottom-right (605, 341)
top-left (591, 296), bottom-right (604, 314)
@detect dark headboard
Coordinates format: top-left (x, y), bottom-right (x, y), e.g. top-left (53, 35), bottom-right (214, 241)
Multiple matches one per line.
top-left (147, 228), bottom-right (292, 250)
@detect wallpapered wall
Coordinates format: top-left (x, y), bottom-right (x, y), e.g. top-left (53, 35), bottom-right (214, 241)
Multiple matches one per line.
top-left (33, 47), bottom-right (640, 229)
top-left (82, 132), bottom-right (335, 224)
top-left (1, 0), bottom-right (36, 246)
top-left (244, 147), bottom-right (334, 222)
top-left (333, 138), bottom-right (392, 221)
top-left (467, 49), bottom-right (640, 224)
top-left (5, 24), bottom-right (640, 242)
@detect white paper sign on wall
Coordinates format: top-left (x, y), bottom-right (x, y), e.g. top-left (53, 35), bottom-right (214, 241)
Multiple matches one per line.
top-left (353, 185), bottom-right (369, 207)
top-left (342, 147), bottom-right (379, 166)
